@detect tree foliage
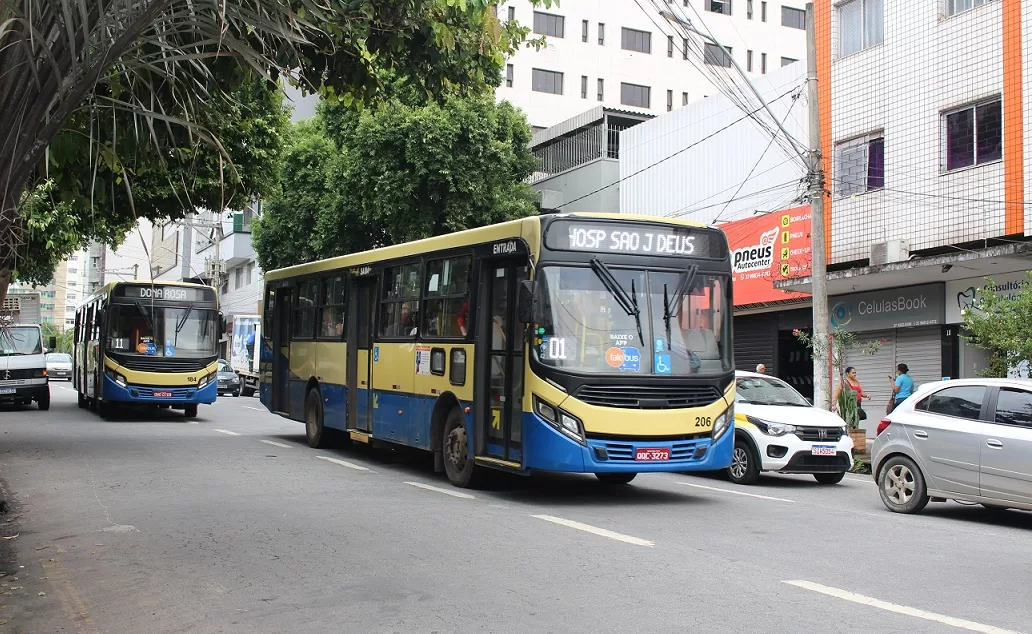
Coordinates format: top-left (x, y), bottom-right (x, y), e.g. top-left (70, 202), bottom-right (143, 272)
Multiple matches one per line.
top-left (253, 94), bottom-right (538, 271)
top-left (961, 274), bottom-right (1032, 378)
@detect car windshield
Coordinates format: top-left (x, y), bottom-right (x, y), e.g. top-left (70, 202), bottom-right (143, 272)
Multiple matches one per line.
top-left (736, 376), bottom-right (811, 406)
top-left (0, 327), bottom-right (42, 356)
top-left (106, 303), bottom-right (217, 358)
top-left (47, 353), bottom-right (71, 363)
top-left (218, 360), bottom-right (231, 372)
top-left (533, 266), bottom-right (732, 375)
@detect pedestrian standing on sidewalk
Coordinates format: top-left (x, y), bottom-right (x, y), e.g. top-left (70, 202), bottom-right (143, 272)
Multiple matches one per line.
top-left (834, 366), bottom-right (870, 421)
top-left (888, 363), bottom-right (914, 413)
top-left (756, 363), bottom-right (766, 374)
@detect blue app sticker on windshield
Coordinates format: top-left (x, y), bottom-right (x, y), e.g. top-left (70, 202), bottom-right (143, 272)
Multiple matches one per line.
top-left (145, 343), bottom-right (157, 356)
top-left (618, 347), bottom-right (641, 372)
top-left (373, 346), bottom-right (379, 362)
top-left (654, 338), bottom-right (665, 353)
top-left (654, 353), bottom-right (672, 375)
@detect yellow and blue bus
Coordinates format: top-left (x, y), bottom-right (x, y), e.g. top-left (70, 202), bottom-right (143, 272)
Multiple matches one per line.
top-left (261, 213), bottom-right (735, 486)
top-left (74, 281), bottom-right (222, 418)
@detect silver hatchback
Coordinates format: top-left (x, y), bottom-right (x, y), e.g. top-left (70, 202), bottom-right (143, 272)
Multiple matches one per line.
top-left (871, 378), bottom-right (1032, 514)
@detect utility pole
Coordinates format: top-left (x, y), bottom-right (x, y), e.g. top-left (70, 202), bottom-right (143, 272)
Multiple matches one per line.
top-left (806, 2), bottom-right (831, 410)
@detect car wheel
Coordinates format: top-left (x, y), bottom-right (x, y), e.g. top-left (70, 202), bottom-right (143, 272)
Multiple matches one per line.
top-left (233, 389), bottom-right (240, 397)
top-left (241, 387), bottom-right (255, 398)
top-left (304, 389), bottom-right (328, 449)
top-left (727, 439), bottom-right (760, 485)
top-left (595, 473), bottom-right (637, 485)
top-left (814, 472), bottom-right (845, 485)
top-left (442, 408), bottom-right (480, 488)
top-left (37, 390), bottom-right (50, 411)
top-left (877, 455), bottom-right (929, 514)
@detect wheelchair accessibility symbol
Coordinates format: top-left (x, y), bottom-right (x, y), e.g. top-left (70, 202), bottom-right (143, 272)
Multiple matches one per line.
top-left (654, 353), bottom-right (672, 375)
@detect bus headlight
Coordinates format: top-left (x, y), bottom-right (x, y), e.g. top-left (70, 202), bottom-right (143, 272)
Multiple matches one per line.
top-left (533, 396), bottom-right (585, 444)
top-left (105, 369), bottom-right (127, 387)
top-left (711, 404), bottom-right (733, 442)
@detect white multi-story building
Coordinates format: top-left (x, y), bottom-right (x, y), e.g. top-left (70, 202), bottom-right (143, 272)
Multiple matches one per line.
top-left (498, 0), bottom-right (808, 130)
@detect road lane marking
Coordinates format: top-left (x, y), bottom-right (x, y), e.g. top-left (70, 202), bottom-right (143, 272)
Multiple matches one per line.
top-left (844, 474), bottom-right (876, 485)
top-left (404, 481), bottom-right (475, 499)
top-left (213, 429), bottom-right (241, 436)
top-left (243, 406), bottom-right (265, 412)
top-left (678, 481), bottom-right (795, 503)
top-left (783, 580), bottom-right (1022, 634)
top-left (315, 455), bottom-right (369, 471)
top-left (259, 440), bottom-right (291, 449)
top-left (531, 515), bottom-right (654, 547)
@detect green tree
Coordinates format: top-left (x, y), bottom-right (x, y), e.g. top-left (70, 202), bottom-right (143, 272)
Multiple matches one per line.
top-left (0, 0), bottom-right (550, 309)
top-left (961, 274), bottom-right (1032, 378)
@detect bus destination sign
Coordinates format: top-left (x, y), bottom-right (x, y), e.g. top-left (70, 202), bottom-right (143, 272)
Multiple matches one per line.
top-left (545, 220), bottom-right (724, 258)
top-left (116, 285), bottom-right (213, 302)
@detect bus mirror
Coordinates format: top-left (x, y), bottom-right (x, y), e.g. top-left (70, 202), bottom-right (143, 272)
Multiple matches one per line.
top-left (517, 280), bottom-right (536, 323)
top-left (48, 336), bottom-right (57, 350)
top-left (220, 312), bottom-right (227, 334)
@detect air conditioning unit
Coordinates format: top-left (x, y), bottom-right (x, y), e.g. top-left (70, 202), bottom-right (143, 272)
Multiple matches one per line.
top-left (870, 239), bottom-right (910, 266)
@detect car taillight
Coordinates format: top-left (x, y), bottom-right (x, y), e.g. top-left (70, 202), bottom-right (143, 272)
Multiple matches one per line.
top-left (877, 419), bottom-right (891, 436)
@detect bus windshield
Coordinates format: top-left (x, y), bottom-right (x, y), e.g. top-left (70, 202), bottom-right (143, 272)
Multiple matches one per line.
top-left (0, 327), bottom-right (42, 356)
top-left (533, 266), bottom-right (731, 375)
top-left (106, 303), bottom-right (217, 358)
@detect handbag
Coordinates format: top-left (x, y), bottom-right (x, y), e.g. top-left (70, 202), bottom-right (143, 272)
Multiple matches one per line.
top-left (885, 398), bottom-right (895, 415)
top-left (857, 406), bottom-right (867, 421)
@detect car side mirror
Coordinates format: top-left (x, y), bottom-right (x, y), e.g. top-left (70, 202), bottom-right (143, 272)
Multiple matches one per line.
top-left (517, 280), bottom-right (536, 324)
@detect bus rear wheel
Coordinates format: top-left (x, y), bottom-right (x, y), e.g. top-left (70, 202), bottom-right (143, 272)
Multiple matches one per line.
top-left (595, 472), bottom-right (637, 485)
top-left (305, 389), bottom-right (328, 448)
top-left (442, 408), bottom-right (479, 488)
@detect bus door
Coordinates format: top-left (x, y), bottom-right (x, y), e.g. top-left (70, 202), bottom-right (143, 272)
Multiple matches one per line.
top-left (347, 276), bottom-right (377, 433)
top-left (272, 286), bottom-right (293, 413)
top-left (475, 259), bottom-right (527, 464)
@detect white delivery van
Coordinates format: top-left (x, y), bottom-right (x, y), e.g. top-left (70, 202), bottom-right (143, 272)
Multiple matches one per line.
top-left (0, 324), bottom-right (54, 410)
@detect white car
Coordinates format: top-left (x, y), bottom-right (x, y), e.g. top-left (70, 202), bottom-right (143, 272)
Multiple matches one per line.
top-left (729, 371), bottom-right (854, 485)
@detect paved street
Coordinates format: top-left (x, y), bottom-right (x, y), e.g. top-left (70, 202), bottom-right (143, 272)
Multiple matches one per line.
top-left (0, 387), bottom-right (1028, 633)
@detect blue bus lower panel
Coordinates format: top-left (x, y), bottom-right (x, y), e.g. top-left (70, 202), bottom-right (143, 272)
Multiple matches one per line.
top-left (522, 412), bottom-right (734, 474)
top-left (102, 375), bottom-right (217, 405)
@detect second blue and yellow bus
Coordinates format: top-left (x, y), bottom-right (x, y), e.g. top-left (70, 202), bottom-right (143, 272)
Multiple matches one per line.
top-left (261, 213), bottom-right (735, 487)
top-left (74, 281), bottom-right (222, 418)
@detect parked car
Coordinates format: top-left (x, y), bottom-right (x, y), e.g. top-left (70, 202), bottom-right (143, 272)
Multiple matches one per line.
top-left (45, 352), bottom-right (73, 381)
top-left (217, 359), bottom-right (241, 397)
top-left (729, 371), bottom-right (853, 485)
top-left (872, 378), bottom-right (1032, 514)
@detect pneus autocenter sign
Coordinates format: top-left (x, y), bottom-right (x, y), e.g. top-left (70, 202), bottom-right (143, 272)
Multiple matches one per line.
top-left (828, 284), bottom-right (945, 332)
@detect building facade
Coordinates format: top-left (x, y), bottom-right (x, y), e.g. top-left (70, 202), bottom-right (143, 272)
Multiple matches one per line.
top-left (498, 0), bottom-right (808, 130)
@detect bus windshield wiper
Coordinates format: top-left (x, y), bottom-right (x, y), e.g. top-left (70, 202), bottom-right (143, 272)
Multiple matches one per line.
top-left (629, 278), bottom-right (644, 347)
top-left (135, 301), bottom-right (156, 337)
top-left (589, 258), bottom-right (643, 346)
top-left (667, 265), bottom-right (698, 319)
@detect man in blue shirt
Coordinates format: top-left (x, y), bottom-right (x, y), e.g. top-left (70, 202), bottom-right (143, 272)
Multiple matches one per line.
top-left (889, 363), bottom-right (914, 412)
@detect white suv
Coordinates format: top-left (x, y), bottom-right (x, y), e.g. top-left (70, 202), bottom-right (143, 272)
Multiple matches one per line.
top-left (729, 371), bottom-right (853, 485)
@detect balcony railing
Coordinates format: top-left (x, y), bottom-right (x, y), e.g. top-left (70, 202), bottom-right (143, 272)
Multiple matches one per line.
top-left (529, 124), bottom-right (629, 184)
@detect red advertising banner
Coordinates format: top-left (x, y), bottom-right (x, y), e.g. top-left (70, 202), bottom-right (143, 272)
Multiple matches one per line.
top-left (720, 205), bottom-right (812, 306)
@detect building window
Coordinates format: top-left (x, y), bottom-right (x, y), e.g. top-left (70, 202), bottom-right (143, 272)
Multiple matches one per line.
top-left (598, 22), bottom-right (605, 45)
top-left (748, 0), bottom-right (754, 18)
top-left (533, 11), bottom-right (564, 37)
top-left (318, 275), bottom-right (346, 339)
top-left (682, 92), bottom-right (689, 106)
top-left (761, 52), bottom-right (767, 73)
top-left (707, 0), bottom-right (731, 14)
top-left (66, 292), bottom-right (77, 300)
top-left (422, 256), bottom-right (472, 338)
top-left (666, 90), bottom-right (673, 112)
top-left (781, 56), bottom-right (799, 67)
top-left (532, 68), bottom-right (563, 94)
top-left (835, 134), bottom-right (884, 196)
top-left (668, 35), bottom-right (674, 57)
top-left (942, 99), bottom-right (1002, 171)
top-left (508, 5), bottom-right (515, 21)
top-left (762, 1), bottom-right (768, 20)
top-left (682, 37), bottom-right (689, 59)
top-left (582, 19), bottom-right (589, 42)
top-left (704, 43), bottom-right (733, 67)
top-left (246, 262), bottom-right (254, 285)
top-left (947, 0), bottom-right (991, 16)
top-left (505, 64), bottom-right (514, 88)
top-left (381, 263), bottom-right (422, 338)
top-left (581, 75), bottom-right (588, 98)
top-left (747, 50), bottom-right (754, 72)
top-left (620, 82), bottom-right (651, 108)
top-left (782, 6), bottom-right (806, 29)
top-left (597, 78), bottom-right (604, 101)
top-left (838, 0), bottom-right (883, 57)
top-left (234, 267), bottom-right (242, 289)
top-left (621, 27), bottom-right (651, 53)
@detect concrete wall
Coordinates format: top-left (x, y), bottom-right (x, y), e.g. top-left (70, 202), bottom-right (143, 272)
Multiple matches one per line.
top-left (533, 159), bottom-right (621, 212)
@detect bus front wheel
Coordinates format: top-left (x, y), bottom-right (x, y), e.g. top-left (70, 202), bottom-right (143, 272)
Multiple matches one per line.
top-left (77, 392), bottom-right (87, 409)
top-left (305, 389), bottom-right (328, 448)
top-left (595, 472), bottom-right (637, 485)
top-left (442, 409), bottom-right (479, 488)
top-left (184, 404), bottom-right (198, 418)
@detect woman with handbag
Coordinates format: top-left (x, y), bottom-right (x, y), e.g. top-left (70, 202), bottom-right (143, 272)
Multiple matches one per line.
top-left (834, 366), bottom-right (870, 421)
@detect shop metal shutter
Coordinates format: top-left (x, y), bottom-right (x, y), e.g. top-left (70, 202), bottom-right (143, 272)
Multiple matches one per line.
top-left (894, 326), bottom-right (942, 391)
top-left (733, 314), bottom-right (777, 373)
top-left (843, 330), bottom-right (895, 426)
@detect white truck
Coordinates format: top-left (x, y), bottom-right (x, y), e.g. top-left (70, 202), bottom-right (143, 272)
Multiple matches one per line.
top-left (230, 315), bottom-right (260, 397)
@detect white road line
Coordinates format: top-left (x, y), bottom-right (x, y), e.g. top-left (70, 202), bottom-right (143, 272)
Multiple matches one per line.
top-left (188, 421), bottom-right (199, 425)
top-left (59, 386), bottom-right (76, 393)
top-left (404, 481), bottom-right (475, 499)
top-left (844, 474), bottom-right (876, 485)
top-left (315, 455), bottom-right (370, 471)
top-left (531, 515), bottom-right (654, 547)
top-left (677, 481), bottom-right (795, 503)
top-left (783, 580), bottom-right (1022, 634)
top-left (259, 440), bottom-right (291, 449)
top-left (243, 406), bottom-right (265, 412)
top-left (213, 429), bottom-right (241, 436)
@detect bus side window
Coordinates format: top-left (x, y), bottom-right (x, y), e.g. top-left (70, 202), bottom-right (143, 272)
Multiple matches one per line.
top-left (381, 263), bottom-right (421, 338)
top-left (318, 275), bottom-right (346, 339)
top-left (294, 278), bottom-right (318, 339)
top-left (423, 256), bottom-right (471, 339)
